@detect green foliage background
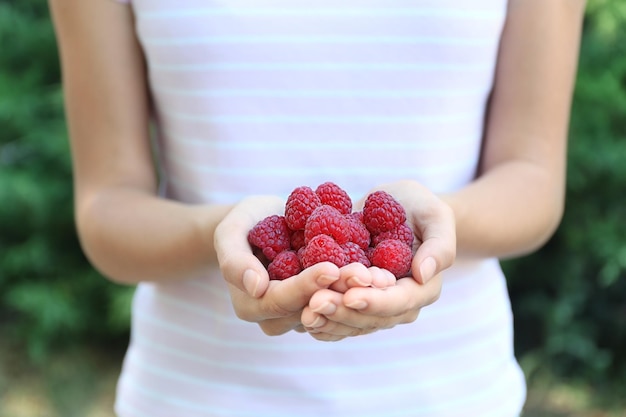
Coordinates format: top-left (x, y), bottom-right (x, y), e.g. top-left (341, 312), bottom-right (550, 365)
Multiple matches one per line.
top-left (504, 0), bottom-right (626, 386)
top-left (0, 0), bottom-right (134, 360)
top-left (1, 0), bottom-right (625, 386)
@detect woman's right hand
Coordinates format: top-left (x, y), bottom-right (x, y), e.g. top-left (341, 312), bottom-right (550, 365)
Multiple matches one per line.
top-left (225, 264), bottom-right (341, 335)
top-left (214, 195), bottom-right (343, 335)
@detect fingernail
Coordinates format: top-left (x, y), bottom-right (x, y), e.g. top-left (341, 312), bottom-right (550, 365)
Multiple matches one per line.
top-left (346, 300), bottom-right (368, 310)
top-left (420, 257), bottom-right (437, 284)
top-left (312, 301), bottom-right (336, 315)
top-left (243, 269), bottom-right (261, 297)
top-left (317, 274), bottom-right (338, 287)
top-left (347, 275), bottom-right (369, 287)
top-left (307, 316), bottom-right (325, 328)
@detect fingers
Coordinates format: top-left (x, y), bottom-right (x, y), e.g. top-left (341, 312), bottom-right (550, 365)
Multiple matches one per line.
top-left (302, 301), bottom-right (393, 341)
top-left (229, 262), bottom-right (340, 323)
top-left (302, 289), bottom-right (363, 340)
top-left (302, 274), bottom-right (442, 338)
top-left (330, 263), bottom-right (372, 293)
top-left (214, 195), bottom-right (284, 297)
top-left (330, 263), bottom-right (396, 293)
top-left (344, 274), bottom-right (442, 318)
top-left (411, 202), bottom-right (456, 284)
top-left (216, 184), bottom-right (453, 340)
top-left (262, 262), bottom-right (340, 316)
top-left (354, 180), bottom-right (456, 285)
top-left (386, 181), bottom-right (455, 285)
top-left (257, 315), bottom-right (305, 336)
top-left (368, 266), bottom-right (397, 289)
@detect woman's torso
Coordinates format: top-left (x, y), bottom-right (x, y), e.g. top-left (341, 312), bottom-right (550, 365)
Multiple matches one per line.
top-left (114, 1), bottom-right (526, 416)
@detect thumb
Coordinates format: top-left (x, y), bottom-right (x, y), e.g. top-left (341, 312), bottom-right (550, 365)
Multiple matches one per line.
top-left (411, 212), bottom-right (456, 284)
top-left (262, 262), bottom-right (340, 315)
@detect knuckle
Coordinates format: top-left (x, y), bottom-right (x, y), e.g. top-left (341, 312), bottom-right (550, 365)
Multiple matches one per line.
top-left (265, 301), bottom-right (294, 318)
top-left (348, 327), bottom-right (365, 337)
top-left (216, 255), bottom-right (239, 279)
top-left (311, 332), bottom-right (344, 342)
top-left (232, 305), bottom-right (256, 323)
top-left (445, 246), bottom-right (457, 266)
top-left (400, 310), bottom-right (420, 325)
top-left (229, 293), bottom-right (257, 322)
top-left (362, 317), bottom-right (387, 332)
top-left (259, 321), bottom-right (291, 336)
top-left (429, 286), bottom-right (442, 305)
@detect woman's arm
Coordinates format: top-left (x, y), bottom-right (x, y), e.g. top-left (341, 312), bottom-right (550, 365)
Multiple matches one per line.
top-left (50, 1), bottom-right (343, 336)
top-left (301, 0), bottom-right (587, 341)
top-left (49, 0), bottom-right (231, 284)
top-left (443, 0), bottom-right (586, 259)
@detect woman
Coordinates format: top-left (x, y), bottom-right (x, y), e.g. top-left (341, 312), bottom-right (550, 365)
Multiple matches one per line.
top-left (48, 1), bottom-right (585, 415)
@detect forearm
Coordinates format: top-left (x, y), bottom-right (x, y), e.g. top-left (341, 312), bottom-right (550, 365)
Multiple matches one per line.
top-left (441, 0), bottom-right (584, 260)
top-left (442, 160), bottom-right (564, 260)
top-left (76, 187), bottom-right (232, 284)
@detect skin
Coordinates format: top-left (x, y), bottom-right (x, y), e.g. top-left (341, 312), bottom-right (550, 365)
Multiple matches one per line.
top-left (49, 0), bottom-right (586, 341)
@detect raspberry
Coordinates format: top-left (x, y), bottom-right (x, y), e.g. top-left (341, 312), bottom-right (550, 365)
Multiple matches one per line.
top-left (345, 211), bottom-right (371, 250)
top-left (268, 250), bottom-right (302, 280)
top-left (366, 246), bottom-right (376, 263)
top-left (285, 186), bottom-right (322, 230)
top-left (247, 215), bottom-right (291, 261)
top-left (301, 234), bottom-right (348, 268)
top-left (304, 205), bottom-right (351, 245)
top-left (362, 191), bottom-right (407, 234)
top-left (372, 223), bottom-right (415, 248)
top-left (290, 229), bottom-right (306, 251)
top-left (348, 211), bottom-right (364, 223)
top-left (249, 183), bottom-right (419, 280)
top-left (370, 239), bottom-right (413, 278)
top-left (251, 246), bottom-right (270, 268)
top-left (315, 182), bottom-right (352, 215)
top-left (342, 242), bottom-right (371, 267)
top-left (296, 246), bottom-right (306, 265)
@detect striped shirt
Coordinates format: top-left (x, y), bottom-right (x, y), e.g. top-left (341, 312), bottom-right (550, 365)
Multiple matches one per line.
top-left (112, 1), bottom-right (527, 416)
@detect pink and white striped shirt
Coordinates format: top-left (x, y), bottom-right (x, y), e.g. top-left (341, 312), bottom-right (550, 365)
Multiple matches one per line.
top-left (111, 1), bottom-right (527, 416)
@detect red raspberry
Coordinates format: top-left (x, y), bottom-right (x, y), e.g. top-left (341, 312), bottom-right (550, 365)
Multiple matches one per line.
top-left (315, 182), bottom-right (352, 215)
top-left (345, 211), bottom-right (371, 250)
top-left (348, 211), bottom-right (364, 223)
top-left (304, 205), bottom-right (351, 245)
top-left (285, 186), bottom-right (322, 230)
top-left (268, 250), bottom-right (302, 280)
top-left (362, 191), bottom-right (407, 234)
top-left (251, 246), bottom-right (270, 268)
top-left (290, 229), bottom-right (306, 251)
top-left (370, 239), bottom-right (413, 278)
top-left (301, 235), bottom-right (348, 269)
top-left (296, 246), bottom-right (306, 265)
top-left (342, 242), bottom-right (371, 267)
top-left (372, 223), bottom-right (415, 248)
top-left (248, 215), bottom-right (291, 261)
top-left (366, 246), bottom-right (376, 263)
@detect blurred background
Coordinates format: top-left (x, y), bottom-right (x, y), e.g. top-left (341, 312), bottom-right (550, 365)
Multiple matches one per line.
top-left (1, 0), bottom-right (625, 416)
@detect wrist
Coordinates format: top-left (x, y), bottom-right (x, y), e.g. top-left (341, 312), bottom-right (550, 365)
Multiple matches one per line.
top-left (190, 203), bottom-right (234, 267)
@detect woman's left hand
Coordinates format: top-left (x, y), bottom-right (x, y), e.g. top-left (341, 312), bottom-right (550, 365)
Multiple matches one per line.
top-left (301, 273), bottom-right (442, 341)
top-left (301, 180), bottom-right (455, 341)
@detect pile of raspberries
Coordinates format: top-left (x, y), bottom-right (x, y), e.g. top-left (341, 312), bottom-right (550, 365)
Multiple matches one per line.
top-left (248, 182), bottom-right (416, 280)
